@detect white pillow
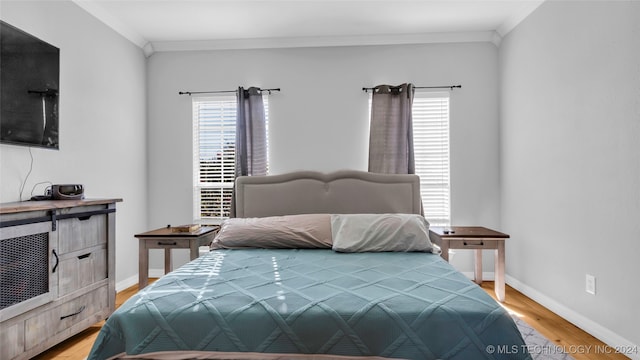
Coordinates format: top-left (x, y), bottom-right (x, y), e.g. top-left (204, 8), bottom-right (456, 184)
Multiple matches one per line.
top-left (331, 213), bottom-right (440, 253)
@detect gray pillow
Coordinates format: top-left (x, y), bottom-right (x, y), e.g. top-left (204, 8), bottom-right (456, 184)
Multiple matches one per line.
top-left (211, 214), bottom-right (332, 249)
top-left (331, 213), bottom-right (439, 253)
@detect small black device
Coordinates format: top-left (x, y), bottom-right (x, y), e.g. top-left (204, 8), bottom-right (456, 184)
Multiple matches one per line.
top-left (30, 195), bottom-right (52, 201)
top-left (51, 184), bottom-right (84, 200)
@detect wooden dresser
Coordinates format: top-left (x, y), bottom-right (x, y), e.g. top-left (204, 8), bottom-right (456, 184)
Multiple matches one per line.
top-left (0, 198), bottom-right (121, 360)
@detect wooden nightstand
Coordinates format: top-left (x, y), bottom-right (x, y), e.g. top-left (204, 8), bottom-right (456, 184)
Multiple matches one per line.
top-left (135, 225), bottom-right (218, 289)
top-left (429, 226), bottom-right (509, 302)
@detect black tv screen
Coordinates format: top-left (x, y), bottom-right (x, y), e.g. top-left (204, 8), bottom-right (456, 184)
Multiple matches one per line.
top-left (1, 20), bottom-right (59, 150)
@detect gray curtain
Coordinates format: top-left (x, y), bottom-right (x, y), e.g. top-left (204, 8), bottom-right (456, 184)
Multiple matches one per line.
top-left (368, 83), bottom-right (415, 174)
top-left (235, 86), bottom-right (267, 177)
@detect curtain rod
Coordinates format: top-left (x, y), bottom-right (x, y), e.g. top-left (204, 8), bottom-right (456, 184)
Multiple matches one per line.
top-left (362, 85), bottom-right (461, 93)
top-left (178, 88), bottom-right (281, 96)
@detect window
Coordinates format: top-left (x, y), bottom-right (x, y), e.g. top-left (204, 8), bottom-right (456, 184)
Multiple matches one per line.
top-left (412, 91), bottom-right (450, 226)
top-left (368, 91), bottom-right (451, 226)
top-left (192, 95), bottom-right (269, 223)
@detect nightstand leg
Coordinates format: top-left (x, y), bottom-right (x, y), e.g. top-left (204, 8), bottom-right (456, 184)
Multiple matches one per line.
top-left (495, 242), bottom-right (505, 302)
top-left (164, 248), bottom-right (172, 274)
top-left (139, 239), bottom-right (149, 289)
top-left (474, 249), bottom-right (483, 284)
top-left (440, 240), bottom-right (450, 262)
top-left (190, 240), bottom-right (199, 261)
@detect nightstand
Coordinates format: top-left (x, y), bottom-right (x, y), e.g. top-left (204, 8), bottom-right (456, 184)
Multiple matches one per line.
top-left (429, 226), bottom-right (509, 302)
top-left (135, 225), bottom-right (218, 289)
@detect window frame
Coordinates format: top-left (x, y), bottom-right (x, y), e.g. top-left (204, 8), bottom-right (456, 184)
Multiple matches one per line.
top-left (192, 94), bottom-right (269, 224)
top-left (412, 90), bottom-right (451, 227)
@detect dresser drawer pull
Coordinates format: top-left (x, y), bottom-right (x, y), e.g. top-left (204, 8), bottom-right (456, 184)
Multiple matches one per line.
top-left (52, 249), bottom-right (59, 273)
top-left (463, 241), bottom-right (484, 246)
top-left (158, 241), bottom-right (177, 246)
top-left (60, 305), bottom-right (86, 320)
top-left (78, 253), bottom-right (91, 260)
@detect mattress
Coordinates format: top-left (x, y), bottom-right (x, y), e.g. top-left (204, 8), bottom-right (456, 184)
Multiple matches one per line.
top-left (88, 249), bottom-right (531, 360)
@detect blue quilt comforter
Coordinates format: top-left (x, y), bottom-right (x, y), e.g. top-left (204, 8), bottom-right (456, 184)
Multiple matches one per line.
top-left (88, 249), bottom-right (531, 360)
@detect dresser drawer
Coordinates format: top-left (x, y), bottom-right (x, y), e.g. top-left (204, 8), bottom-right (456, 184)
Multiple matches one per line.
top-left (0, 321), bottom-right (24, 360)
top-left (24, 285), bottom-right (108, 350)
top-left (58, 246), bottom-right (107, 296)
top-left (57, 213), bottom-right (107, 254)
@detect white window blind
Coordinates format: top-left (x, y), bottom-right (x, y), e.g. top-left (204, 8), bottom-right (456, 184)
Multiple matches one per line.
top-left (412, 91), bottom-right (451, 226)
top-left (192, 95), bottom-right (269, 222)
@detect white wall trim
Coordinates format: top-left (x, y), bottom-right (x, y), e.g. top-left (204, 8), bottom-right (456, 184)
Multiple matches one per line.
top-left (150, 31), bottom-right (499, 53)
top-left (70, 0), bottom-right (504, 55)
top-left (72, 0), bottom-right (147, 49)
top-left (69, 0), bottom-right (542, 53)
top-left (462, 271), bottom-right (495, 281)
top-left (115, 274), bottom-right (138, 293)
top-left (496, 0), bottom-right (546, 37)
top-left (506, 275), bottom-right (640, 360)
top-left (142, 42), bottom-right (155, 58)
top-left (115, 269), bottom-right (166, 292)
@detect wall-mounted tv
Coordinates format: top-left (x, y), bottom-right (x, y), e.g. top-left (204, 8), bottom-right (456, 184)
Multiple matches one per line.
top-left (1, 20), bottom-right (60, 150)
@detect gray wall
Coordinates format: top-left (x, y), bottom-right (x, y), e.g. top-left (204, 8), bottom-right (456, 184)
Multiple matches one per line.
top-left (0, 1), bottom-right (148, 289)
top-left (2, 0), bottom-right (638, 354)
top-left (147, 42), bottom-right (501, 271)
top-left (500, 0), bottom-right (640, 351)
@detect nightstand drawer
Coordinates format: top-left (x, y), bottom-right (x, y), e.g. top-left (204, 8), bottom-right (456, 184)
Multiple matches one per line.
top-left (448, 239), bottom-right (497, 249)
top-left (149, 238), bottom-right (193, 249)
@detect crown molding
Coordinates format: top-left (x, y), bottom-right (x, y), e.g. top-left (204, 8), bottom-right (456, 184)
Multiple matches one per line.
top-left (72, 0), bottom-right (547, 56)
top-left (150, 31), bottom-right (500, 54)
top-left (142, 42), bottom-right (155, 58)
top-left (72, 0), bottom-right (147, 49)
top-left (496, 0), bottom-right (546, 37)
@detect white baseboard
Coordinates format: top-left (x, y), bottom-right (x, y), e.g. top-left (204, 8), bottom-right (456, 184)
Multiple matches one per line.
top-left (115, 269), bottom-right (166, 292)
top-left (505, 275), bottom-right (640, 360)
top-left (462, 271), bottom-right (495, 281)
top-left (115, 275), bottom-right (138, 292)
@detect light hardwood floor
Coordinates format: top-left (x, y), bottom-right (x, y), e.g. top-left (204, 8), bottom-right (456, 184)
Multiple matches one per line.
top-left (32, 281), bottom-right (629, 360)
top-left (480, 283), bottom-right (629, 360)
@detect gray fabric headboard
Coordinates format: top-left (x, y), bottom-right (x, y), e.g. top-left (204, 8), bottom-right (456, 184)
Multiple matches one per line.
top-left (233, 170), bottom-right (421, 218)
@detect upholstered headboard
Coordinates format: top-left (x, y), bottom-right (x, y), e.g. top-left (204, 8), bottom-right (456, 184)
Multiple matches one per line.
top-left (233, 170), bottom-right (421, 218)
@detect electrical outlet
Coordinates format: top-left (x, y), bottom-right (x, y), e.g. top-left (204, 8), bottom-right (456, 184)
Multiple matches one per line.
top-left (586, 274), bottom-right (596, 295)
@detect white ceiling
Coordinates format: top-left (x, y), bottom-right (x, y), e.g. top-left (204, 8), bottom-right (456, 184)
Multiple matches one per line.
top-left (72, 0), bottom-right (545, 55)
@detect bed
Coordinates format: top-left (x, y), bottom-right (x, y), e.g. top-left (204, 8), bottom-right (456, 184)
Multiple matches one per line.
top-left (88, 171), bottom-right (531, 360)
